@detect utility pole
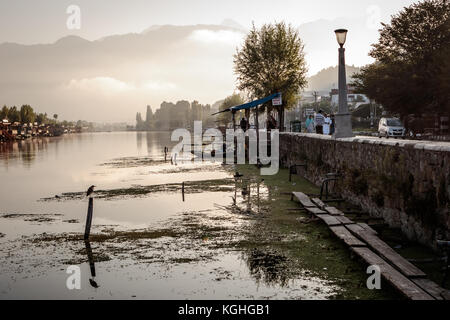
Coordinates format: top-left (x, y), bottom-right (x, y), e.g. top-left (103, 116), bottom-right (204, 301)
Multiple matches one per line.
top-left (313, 91), bottom-right (318, 112)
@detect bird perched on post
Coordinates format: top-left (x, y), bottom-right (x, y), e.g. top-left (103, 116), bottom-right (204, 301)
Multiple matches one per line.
top-left (86, 185), bottom-right (96, 197)
top-left (234, 172), bottom-right (244, 178)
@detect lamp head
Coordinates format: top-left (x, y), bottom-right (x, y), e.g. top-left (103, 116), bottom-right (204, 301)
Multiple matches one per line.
top-left (334, 29), bottom-right (348, 47)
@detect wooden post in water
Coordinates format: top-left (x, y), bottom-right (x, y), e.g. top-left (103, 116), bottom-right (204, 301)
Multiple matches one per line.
top-left (182, 182), bottom-right (185, 202)
top-left (84, 198), bottom-right (94, 240)
top-left (256, 106), bottom-right (259, 163)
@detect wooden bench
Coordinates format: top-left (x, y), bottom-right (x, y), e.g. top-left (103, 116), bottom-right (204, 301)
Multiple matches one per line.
top-left (347, 224), bottom-right (426, 278)
top-left (351, 247), bottom-right (433, 300)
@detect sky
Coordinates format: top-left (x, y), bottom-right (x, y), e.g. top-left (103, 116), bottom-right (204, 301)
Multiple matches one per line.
top-left (0, 0), bottom-right (417, 123)
top-left (0, 0), bottom-right (415, 44)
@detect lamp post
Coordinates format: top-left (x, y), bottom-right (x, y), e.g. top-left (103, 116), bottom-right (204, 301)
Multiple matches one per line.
top-left (333, 29), bottom-right (354, 139)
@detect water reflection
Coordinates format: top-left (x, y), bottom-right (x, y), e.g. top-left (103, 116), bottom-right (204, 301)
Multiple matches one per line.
top-left (84, 240), bottom-right (100, 288)
top-left (0, 138), bottom-right (52, 167)
top-left (244, 248), bottom-right (289, 287)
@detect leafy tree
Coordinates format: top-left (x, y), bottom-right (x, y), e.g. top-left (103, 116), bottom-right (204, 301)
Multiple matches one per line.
top-left (53, 114), bottom-right (58, 121)
top-left (36, 113), bottom-right (48, 125)
top-left (0, 106), bottom-right (9, 120)
top-left (217, 94), bottom-right (245, 126)
top-left (20, 105), bottom-right (35, 124)
top-left (8, 106), bottom-right (21, 123)
top-left (352, 0), bottom-right (450, 116)
top-left (234, 22), bottom-right (308, 131)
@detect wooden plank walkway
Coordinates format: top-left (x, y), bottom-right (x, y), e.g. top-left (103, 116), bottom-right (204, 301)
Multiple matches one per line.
top-left (290, 191), bottom-right (446, 300)
top-left (324, 206), bottom-right (345, 216)
top-left (351, 247), bottom-right (434, 300)
top-left (412, 278), bottom-right (449, 300)
top-left (358, 222), bottom-right (378, 235)
top-left (335, 215), bottom-right (355, 225)
top-left (311, 198), bottom-right (326, 209)
top-left (316, 214), bottom-right (341, 227)
top-left (346, 224), bottom-right (426, 278)
top-left (305, 207), bottom-right (327, 216)
top-left (291, 192), bottom-right (316, 208)
top-left (329, 226), bottom-right (366, 247)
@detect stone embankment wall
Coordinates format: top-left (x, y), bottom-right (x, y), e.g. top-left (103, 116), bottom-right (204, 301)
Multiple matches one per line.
top-left (280, 133), bottom-right (450, 248)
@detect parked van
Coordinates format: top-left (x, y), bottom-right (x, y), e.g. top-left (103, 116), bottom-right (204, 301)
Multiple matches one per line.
top-left (378, 118), bottom-right (406, 138)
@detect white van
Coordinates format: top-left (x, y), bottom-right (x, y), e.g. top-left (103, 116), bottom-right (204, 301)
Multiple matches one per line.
top-left (378, 118), bottom-right (406, 138)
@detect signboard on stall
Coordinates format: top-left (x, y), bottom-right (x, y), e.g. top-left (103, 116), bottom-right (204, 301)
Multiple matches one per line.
top-left (272, 94), bottom-right (282, 106)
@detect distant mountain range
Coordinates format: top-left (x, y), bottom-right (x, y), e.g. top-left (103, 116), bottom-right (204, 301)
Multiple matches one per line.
top-left (306, 65), bottom-right (362, 92)
top-left (0, 18), bottom-right (373, 122)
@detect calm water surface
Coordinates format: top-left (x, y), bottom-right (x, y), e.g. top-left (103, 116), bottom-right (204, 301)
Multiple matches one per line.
top-left (0, 132), bottom-right (338, 299)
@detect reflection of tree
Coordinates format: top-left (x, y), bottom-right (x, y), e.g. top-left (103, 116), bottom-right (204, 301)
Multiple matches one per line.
top-left (243, 248), bottom-right (289, 287)
top-left (0, 137), bottom-right (54, 168)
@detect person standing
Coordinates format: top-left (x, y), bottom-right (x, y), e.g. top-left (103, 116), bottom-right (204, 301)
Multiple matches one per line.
top-left (323, 114), bottom-right (331, 135)
top-left (330, 114), bottom-right (335, 135)
top-left (306, 115), bottom-right (315, 133)
top-left (240, 117), bottom-right (247, 132)
top-left (315, 110), bottom-right (325, 134)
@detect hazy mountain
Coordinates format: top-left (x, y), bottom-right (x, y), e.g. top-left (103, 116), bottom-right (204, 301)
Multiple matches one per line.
top-left (0, 17), bottom-right (377, 123)
top-left (307, 65), bottom-right (362, 92)
top-left (0, 24), bottom-right (246, 122)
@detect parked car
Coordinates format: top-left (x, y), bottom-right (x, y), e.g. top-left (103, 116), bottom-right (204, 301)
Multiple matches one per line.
top-left (378, 118), bottom-right (406, 138)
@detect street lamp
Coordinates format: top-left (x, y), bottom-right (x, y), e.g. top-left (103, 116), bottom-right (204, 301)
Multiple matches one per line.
top-left (333, 29), bottom-right (354, 139)
top-left (334, 29), bottom-right (347, 47)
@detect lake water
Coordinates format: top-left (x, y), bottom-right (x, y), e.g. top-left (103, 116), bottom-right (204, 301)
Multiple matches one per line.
top-left (0, 131), bottom-right (394, 300)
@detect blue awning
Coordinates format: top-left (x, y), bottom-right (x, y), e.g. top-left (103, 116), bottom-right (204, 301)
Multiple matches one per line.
top-left (211, 93), bottom-right (281, 115)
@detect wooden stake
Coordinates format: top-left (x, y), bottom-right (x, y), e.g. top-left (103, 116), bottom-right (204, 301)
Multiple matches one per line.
top-left (182, 182), bottom-right (185, 202)
top-left (84, 197), bottom-right (94, 240)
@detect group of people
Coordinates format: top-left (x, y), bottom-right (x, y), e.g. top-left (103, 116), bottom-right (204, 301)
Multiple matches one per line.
top-left (305, 110), bottom-right (335, 135)
top-left (239, 113), bottom-right (278, 132)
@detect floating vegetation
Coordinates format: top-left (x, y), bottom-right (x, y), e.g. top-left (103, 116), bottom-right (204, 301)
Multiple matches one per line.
top-left (0, 213), bottom-right (62, 223)
top-left (39, 178), bottom-right (235, 201)
top-left (99, 156), bottom-right (167, 168)
top-left (63, 219), bottom-right (79, 224)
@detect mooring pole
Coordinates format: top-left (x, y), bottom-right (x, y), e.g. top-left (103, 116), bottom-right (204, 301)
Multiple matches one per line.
top-left (84, 197), bottom-right (94, 240)
top-left (256, 105), bottom-right (259, 163)
top-left (84, 240), bottom-right (96, 277)
top-left (182, 182), bottom-right (185, 202)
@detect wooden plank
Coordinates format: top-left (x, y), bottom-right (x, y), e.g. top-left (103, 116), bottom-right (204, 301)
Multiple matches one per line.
top-left (351, 247), bottom-right (434, 300)
top-left (305, 207), bottom-right (327, 216)
top-left (358, 222), bottom-right (378, 235)
top-left (292, 192), bottom-right (310, 201)
top-left (292, 192), bottom-right (316, 208)
top-left (335, 215), bottom-right (355, 225)
top-left (412, 278), bottom-right (446, 300)
top-left (329, 226), bottom-right (366, 247)
top-left (316, 214), bottom-right (341, 227)
top-left (311, 198), bottom-right (326, 209)
top-left (347, 224), bottom-right (426, 278)
top-left (324, 206), bottom-right (344, 216)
